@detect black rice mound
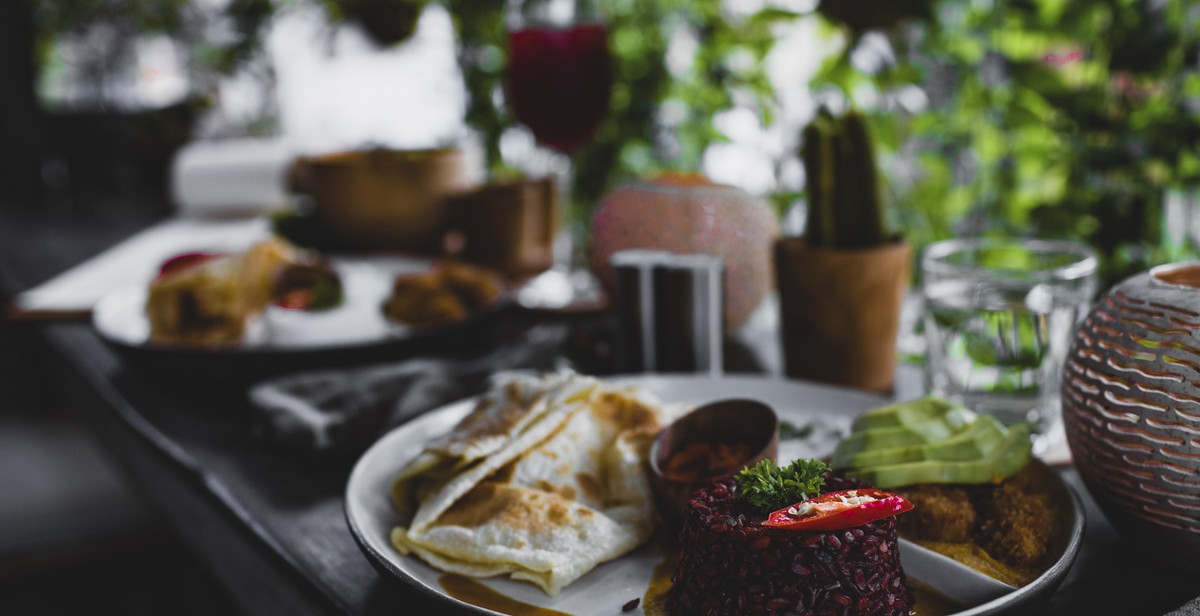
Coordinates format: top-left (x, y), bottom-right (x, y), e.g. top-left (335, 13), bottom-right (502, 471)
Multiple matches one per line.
top-left (668, 475), bottom-right (915, 616)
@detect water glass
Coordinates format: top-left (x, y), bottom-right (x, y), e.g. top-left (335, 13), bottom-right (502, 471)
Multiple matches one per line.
top-left (921, 238), bottom-right (1098, 435)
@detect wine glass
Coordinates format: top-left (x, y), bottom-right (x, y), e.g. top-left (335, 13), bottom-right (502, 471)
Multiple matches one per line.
top-left (506, 0), bottom-right (613, 310)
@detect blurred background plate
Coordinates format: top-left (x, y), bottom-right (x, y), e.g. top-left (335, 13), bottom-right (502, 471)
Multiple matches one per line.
top-left (91, 256), bottom-right (511, 384)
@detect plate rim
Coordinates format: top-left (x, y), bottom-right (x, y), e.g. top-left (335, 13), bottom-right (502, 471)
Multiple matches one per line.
top-left (343, 374), bottom-right (1083, 616)
top-left (343, 398), bottom-right (494, 614)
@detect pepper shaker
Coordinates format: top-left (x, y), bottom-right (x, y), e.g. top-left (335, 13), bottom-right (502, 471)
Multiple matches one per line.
top-left (611, 250), bottom-right (724, 375)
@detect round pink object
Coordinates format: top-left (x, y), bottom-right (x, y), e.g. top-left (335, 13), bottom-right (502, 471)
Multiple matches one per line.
top-left (589, 178), bottom-right (778, 333)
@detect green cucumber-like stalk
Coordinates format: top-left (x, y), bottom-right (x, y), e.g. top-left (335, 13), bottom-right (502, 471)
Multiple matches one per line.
top-left (839, 110), bottom-right (886, 248)
top-left (799, 108), bottom-right (893, 249)
top-left (801, 111), bottom-right (838, 248)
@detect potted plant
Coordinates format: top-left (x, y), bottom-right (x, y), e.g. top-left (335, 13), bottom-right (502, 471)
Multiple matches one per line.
top-left (775, 109), bottom-right (910, 393)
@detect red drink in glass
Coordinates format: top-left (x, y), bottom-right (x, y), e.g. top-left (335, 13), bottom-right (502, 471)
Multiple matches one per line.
top-left (507, 23), bottom-right (613, 154)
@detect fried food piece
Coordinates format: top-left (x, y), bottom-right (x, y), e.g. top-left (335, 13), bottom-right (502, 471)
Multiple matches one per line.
top-left (383, 263), bottom-right (502, 328)
top-left (440, 262), bottom-right (502, 306)
top-left (974, 468), bottom-right (1056, 569)
top-left (892, 464), bottom-right (1065, 583)
top-left (896, 484), bottom-right (977, 542)
top-left (385, 271), bottom-right (464, 328)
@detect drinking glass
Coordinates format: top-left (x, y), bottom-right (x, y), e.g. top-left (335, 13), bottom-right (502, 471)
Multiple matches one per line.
top-left (921, 238), bottom-right (1098, 448)
top-left (506, 0), bottom-right (613, 309)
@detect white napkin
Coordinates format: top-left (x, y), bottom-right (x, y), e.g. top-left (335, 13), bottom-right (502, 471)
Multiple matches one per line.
top-left (249, 325), bottom-right (568, 452)
top-left (171, 138), bottom-right (293, 217)
top-left (12, 217), bottom-right (270, 314)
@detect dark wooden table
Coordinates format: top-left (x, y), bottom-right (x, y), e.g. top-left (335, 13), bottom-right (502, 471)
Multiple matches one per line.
top-left (5, 207), bottom-right (1200, 615)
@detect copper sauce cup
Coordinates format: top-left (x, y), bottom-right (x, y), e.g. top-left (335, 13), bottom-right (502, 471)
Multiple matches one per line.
top-left (649, 398), bottom-right (779, 529)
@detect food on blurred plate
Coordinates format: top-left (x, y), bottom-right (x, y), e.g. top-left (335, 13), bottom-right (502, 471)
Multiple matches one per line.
top-left (832, 397), bottom-right (1070, 586)
top-left (256, 257), bottom-right (355, 346)
top-left (389, 371), bottom-right (666, 595)
top-left (271, 259), bottom-right (343, 311)
top-left (382, 262), bottom-right (503, 329)
top-left (668, 458), bottom-right (916, 615)
top-left (146, 238), bottom-right (314, 345)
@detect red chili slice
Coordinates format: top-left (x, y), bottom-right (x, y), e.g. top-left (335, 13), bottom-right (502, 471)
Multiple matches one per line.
top-left (273, 288), bottom-right (315, 310)
top-left (762, 488), bottom-right (913, 531)
top-left (157, 252), bottom-right (221, 279)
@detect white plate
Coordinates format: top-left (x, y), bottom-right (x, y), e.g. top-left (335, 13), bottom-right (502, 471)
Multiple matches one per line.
top-left (93, 256), bottom-right (509, 354)
top-left (344, 374), bottom-right (887, 615)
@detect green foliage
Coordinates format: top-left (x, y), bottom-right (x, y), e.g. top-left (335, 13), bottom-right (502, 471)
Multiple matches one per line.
top-left (814, 0), bottom-right (1200, 287)
top-left (261, 0), bottom-right (805, 219)
top-left (39, 0), bottom-right (1199, 284)
top-left (31, 0), bottom-right (275, 76)
top-left (452, 0), bottom-right (807, 217)
top-left (32, 0), bottom-right (806, 222)
top-left (736, 458), bottom-right (830, 514)
top-left (444, 0), bottom-right (508, 169)
top-left (570, 0), bottom-right (676, 215)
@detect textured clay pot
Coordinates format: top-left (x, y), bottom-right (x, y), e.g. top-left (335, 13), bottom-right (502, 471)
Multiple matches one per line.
top-left (446, 178), bottom-right (557, 277)
top-left (775, 238), bottom-right (910, 394)
top-left (589, 176), bottom-right (779, 333)
top-left (1063, 262), bottom-right (1200, 570)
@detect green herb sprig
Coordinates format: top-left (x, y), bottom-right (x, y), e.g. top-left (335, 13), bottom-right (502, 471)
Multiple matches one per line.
top-left (735, 458), bottom-right (829, 513)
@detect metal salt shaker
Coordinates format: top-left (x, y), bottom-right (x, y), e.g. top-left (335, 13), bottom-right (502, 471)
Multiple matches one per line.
top-left (610, 250), bottom-right (724, 375)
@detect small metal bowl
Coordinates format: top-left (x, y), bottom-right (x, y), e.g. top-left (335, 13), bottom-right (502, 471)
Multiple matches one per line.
top-left (648, 398), bottom-right (779, 528)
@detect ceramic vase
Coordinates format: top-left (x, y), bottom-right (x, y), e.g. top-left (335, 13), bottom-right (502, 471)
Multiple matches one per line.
top-left (1062, 263), bottom-right (1200, 569)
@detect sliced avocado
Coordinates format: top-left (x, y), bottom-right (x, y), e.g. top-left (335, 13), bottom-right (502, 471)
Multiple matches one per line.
top-left (850, 396), bottom-right (964, 432)
top-left (833, 414), bottom-right (1008, 470)
top-left (832, 406), bottom-right (975, 464)
top-left (844, 423), bottom-right (1033, 489)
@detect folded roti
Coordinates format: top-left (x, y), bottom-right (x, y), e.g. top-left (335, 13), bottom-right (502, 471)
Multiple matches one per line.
top-left (390, 371), bottom-right (665, 595)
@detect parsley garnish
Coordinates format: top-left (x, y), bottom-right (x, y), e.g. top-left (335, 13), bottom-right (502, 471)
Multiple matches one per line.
top-left (308, 276), bottom-right (344, 311)
top-left (735, 458), bottom-right (829, 513)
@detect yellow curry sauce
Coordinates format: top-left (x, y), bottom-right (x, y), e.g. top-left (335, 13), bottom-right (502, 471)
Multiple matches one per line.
top-left (641, 552), bottom-right (678, 616)
top-left (908, 579), bottom-right (966, 616)
top-left (913, 540), bottom-right (1034, 587)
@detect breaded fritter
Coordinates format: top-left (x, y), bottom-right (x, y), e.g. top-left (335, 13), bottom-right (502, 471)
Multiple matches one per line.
top-left (896, 484), bottom-right (977, 542)
top-left (975, 469), bottom-right (1057, 569)
top-left (895, 464), bottom-right (1061, 574)
top-left (383, 263), bottom-right (501, 328)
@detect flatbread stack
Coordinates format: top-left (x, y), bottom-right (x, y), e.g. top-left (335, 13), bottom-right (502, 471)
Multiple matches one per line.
top-left (390, 371), bottom-right (666, 595)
